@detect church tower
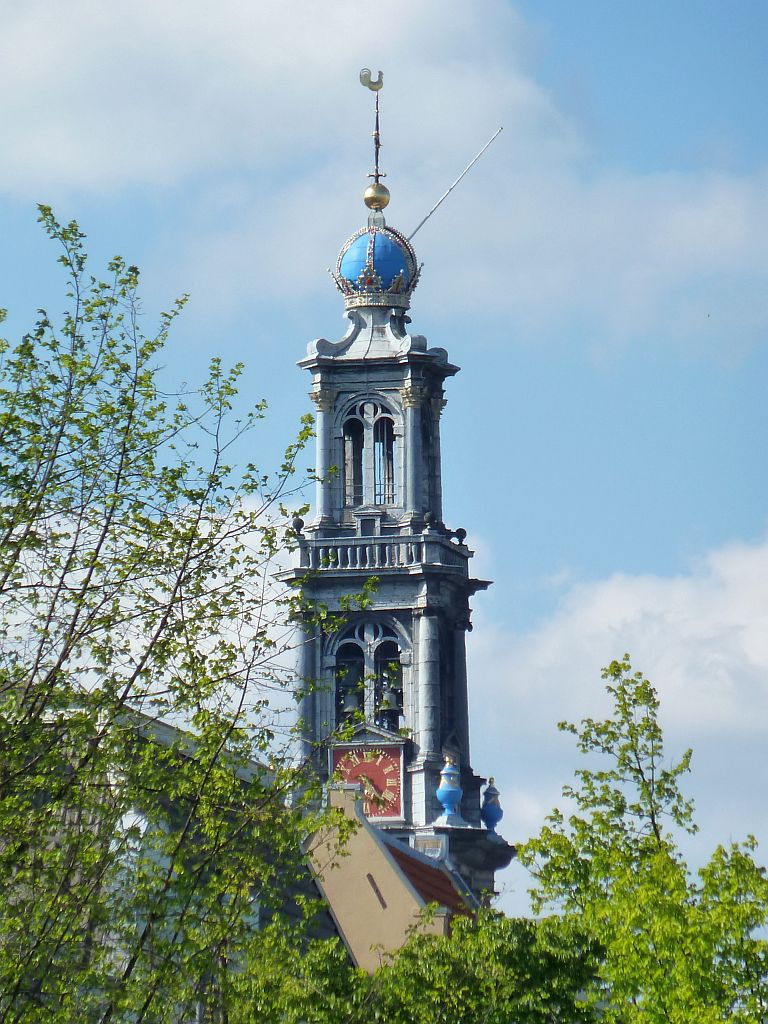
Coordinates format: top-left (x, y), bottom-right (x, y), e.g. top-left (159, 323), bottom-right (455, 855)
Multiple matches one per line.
top-left (285, 73), bottom-right (513, 897)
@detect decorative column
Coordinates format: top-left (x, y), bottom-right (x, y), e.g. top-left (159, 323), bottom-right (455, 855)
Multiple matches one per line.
top-left (362, 401), bottom-right (376, 506)
top-left (417, 611), bottom-right (441, 756)
top-left (401, 384), bottom-right (424, 520)
top-left (295, 616), bottom-right (316, 762)
top-left (452, 622), bottom-right (471, 761)
top-left (310, 386), bottom-right (334, 525)
top-left (430, 393), bottom-right (447, 522)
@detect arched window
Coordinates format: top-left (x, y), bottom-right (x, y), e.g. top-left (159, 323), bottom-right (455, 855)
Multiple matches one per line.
top-left (373, 416), bottom-right (396, 505)
top-left (373, 639), bottom-right (403, 731)
top-left (335, 641), bottom-right (364, 723)
top-left (341, 401), bottom-right (398, 508)
top-left (343, 418), bottom-right (364, 507)
top-left (334, 623), bottom-right (404, 730)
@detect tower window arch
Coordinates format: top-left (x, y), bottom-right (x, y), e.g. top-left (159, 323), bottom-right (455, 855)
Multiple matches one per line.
top-left (335, 640), bottom-right (365, 722)
top-left (341, 401), bottom-right (398, 508)
top-left (373, 416), bottom-right (396, 504)
top-left (343, 418), bottom-right (364, 506)
top-left (334, 622), bottom-right (404, 731)
top-left (373, 638), bottom-right (403, 730)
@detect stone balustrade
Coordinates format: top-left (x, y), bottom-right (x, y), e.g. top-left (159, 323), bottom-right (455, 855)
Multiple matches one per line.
top-left (297, 533), bottom-right (468, 572)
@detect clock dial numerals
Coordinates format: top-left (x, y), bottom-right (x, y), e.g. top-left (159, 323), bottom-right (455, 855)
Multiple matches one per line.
top-left (333, 746), bottom-right (402, 818)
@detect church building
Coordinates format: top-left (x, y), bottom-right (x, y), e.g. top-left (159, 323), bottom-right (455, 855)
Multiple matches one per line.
top-left (283, 73), bottom-right (513, 935)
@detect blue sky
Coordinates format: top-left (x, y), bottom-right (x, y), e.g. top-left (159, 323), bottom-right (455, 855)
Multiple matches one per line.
top-left (1, 1), bottom-right (766, 913)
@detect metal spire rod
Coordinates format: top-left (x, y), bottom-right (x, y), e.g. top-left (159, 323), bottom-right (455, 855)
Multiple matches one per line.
top-left (360, 69), bottom-right (385, 184)
top-left (373, 88), bottom-right (382, 183)
top-left (408, 126), bottom-right (503, 241)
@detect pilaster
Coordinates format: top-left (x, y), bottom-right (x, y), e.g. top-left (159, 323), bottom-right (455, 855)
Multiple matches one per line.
top-left (415, 610), bottom-right (440, 756)
top-left (310, 385), bottom-right (335, 525)
top-left (295, 616), bottom-right (316, 762)
top-left (452, 621), bottom-right (471, 762)
top-left (430, 394), bottom-right (447, 523)
top-left (401, 384), bottom-right (425, 522)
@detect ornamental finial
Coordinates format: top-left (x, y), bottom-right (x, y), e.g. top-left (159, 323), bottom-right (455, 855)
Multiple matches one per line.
top-left (480, 777), bottom-right (504, 834)
top-left (359, 68), bottom-right (390, 213)
top-left (434, 754), bottom-right (468, 826)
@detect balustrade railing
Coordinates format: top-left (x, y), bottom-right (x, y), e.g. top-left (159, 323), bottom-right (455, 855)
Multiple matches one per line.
top-left (298, 534), bottom-right (467, 572)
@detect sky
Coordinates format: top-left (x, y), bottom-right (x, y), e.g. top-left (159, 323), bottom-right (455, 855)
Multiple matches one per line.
top-left (1, 0), bottom-right (766, 915)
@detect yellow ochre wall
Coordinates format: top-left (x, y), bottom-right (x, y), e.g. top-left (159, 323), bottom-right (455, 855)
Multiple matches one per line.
top-left (306, 786), bottom-right (448, 973)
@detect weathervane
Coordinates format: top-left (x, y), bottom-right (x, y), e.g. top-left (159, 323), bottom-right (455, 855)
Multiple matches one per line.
top-left (359, 68), bottom-right (390, 214)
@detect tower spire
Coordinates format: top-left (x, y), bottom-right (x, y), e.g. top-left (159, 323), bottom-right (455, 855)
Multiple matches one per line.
top-left (287, 70), bottom-right (515, 902)
top-left (359, 68), bottom-right (390, 215)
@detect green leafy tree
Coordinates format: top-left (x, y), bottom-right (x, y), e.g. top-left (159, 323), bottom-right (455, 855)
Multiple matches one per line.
top-left (227, 909), bottom-right (596, 1024)
top-left (0, 208), bottom-right (332, 1023)
top-left (519, 656), bottom-right (768, 1023)
top-left (360, 910), bottom-right (597, 1024)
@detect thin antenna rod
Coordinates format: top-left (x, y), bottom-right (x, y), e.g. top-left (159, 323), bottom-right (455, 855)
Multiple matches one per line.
top-left (408, 127), bottom-right (503, 241)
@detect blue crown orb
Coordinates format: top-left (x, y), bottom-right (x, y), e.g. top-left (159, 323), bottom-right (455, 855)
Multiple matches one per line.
top-left (333, 224), bottom-right (420, 310)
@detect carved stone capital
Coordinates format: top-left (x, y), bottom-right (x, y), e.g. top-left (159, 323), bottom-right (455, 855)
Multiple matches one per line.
top-left (431, 397), bottom-right (448, 419)
top-left (401, 384), bottom-right (426, 409)
top-left (309, 387), bottom-right (335, 413)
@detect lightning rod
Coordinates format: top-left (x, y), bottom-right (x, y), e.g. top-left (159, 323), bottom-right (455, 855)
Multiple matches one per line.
top-left (408, 126), bottom-right (503, 241)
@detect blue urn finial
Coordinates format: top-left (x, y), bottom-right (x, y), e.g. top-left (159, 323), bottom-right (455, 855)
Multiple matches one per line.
top-left (435, 755), bottom-right (466, 824)
top-left (480, 777), bottom-right (504, 834)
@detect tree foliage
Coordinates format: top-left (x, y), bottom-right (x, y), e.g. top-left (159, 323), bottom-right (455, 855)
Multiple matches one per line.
top-left (226, 909), bottom-right (596, 1024)
top-left (0, 208), bottom-right (328, 1022)
top-left (358, 910), bottom-right (597, 1024)
top-left (519, 656), bottom-right (768, 1023)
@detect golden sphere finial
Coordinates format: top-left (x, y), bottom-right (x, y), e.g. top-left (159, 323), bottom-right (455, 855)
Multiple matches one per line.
top-left (364, 182), bottom-right (390, 211)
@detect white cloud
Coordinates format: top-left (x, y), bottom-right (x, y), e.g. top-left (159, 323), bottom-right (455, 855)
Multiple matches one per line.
top-left (3, 1), bottom-right (766, 355)
top-left (161, 161), bottom-right (768, 359)
top-left (468, 534), bottom-right (768, 911)
top-left (0, 0), bottom-right (544, 193)
top-left (471, 534), bottom-right (768, 742)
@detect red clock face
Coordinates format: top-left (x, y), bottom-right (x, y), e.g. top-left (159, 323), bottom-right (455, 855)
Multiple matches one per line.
top-left (333, 746), bottom-right (403, 819)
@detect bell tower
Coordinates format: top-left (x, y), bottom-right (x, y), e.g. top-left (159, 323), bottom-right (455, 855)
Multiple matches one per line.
top-left (285, 72), bottom-right (513, 897)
